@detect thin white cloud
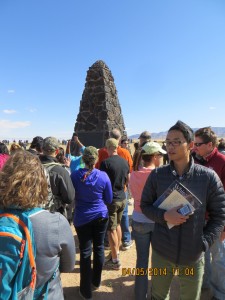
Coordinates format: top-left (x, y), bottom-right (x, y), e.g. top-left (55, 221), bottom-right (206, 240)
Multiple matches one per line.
top-left (3, 109), bottom-right (17, 114)
top-left (0, 119), bottom-right (31, 129)
top-left (28, 108), bottom-right (37, 113)
top-left (7, 90), bottom-right (15, 93)
top-left (209, 107), bottom-right (216, 110)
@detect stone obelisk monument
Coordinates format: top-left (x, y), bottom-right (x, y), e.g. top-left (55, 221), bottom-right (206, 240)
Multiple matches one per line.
top-left (74, 60), bottom-right (126, 149)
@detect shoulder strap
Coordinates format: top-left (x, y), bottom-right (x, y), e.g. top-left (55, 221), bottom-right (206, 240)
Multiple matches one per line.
top-left (27, 208), bottom-right (45, 218)
top-left (25, 207), bottom-right (43, 217)
top-left (43, 162), bottom-right (61, 169)
top-left (0, 212), bottom-right (37, 291)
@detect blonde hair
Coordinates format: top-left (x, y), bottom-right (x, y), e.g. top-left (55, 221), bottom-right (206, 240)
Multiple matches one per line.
top-left (0, 150), bottom-right (48, 209)
top-left (10, 143), bottom-right (22, 154)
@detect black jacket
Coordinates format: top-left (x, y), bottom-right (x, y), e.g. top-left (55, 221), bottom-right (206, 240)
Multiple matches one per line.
top-left (39, 155), bottom-right (75, 206)
top-left (141, 158), bottom-right (225, 265)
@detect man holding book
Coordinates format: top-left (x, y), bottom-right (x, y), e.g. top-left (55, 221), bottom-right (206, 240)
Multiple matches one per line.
top-left (141, 120), bottom-right (225, 300)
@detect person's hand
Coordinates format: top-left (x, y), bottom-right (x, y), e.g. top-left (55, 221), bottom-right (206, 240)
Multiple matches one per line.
top-left (74, 136), bottom-right (78, 143)
top-left (220, 231), bottom-right (225, 241)
top-left (164, 205), bottom-right (189, 226)
top-left (64, 157), bottom-right (71, 167)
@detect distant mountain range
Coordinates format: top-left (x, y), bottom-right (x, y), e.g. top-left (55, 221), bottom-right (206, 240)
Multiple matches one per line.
top-left (129, 127), bottom-right (225, 141)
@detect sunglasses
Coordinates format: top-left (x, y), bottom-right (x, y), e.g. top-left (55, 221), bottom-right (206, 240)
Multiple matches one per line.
top-left (194, 142), bottom-right (208, 147)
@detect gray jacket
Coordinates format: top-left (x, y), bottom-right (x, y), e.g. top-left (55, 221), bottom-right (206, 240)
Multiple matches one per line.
top-left (30, 210), bottom-right (75, 299)
top-left (141, 158), bottom-right (225, 265)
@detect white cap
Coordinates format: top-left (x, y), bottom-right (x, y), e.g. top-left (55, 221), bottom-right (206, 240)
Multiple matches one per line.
top-left (142, 142), bottom-right (167, 155)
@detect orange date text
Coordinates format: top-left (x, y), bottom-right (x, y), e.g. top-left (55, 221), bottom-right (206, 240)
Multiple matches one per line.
top-left (122, 267), bottom-right (168, 276)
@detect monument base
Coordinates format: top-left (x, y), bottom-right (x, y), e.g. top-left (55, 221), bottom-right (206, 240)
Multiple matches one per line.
top-left (77, 131), bottom-right (109, 149)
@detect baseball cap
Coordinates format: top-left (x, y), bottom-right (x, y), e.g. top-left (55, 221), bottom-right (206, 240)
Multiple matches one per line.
top-left (105, 138), bottom-right (119, 149)
top-left (138, 131), bottom-right (151, 140)
top-left (43, 137), bottom-right (59, 152)
top-left (142, 142), bottom-right (167, 155)
top-left (82, 146), bottom-right (98, 162)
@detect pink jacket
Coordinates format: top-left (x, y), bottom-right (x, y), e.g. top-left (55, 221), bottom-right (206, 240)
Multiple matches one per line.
top-left (129, 167), bottom-right (153, 213)
top-left (0, 154), bottom-right (9, 170)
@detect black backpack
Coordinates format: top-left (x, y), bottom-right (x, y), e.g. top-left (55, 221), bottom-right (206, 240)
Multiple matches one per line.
top-left (42, 163), bottom-right (67, 217)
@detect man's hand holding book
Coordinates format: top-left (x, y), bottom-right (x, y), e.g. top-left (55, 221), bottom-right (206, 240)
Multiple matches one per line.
top-left (164, 205), bottom-right (190, 226)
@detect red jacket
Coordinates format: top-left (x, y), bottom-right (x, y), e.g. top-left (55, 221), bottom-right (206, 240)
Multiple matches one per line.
top-left (203, 147), bottom-right (225, 189)
top-left (194, 147), bottom-right (225, 231)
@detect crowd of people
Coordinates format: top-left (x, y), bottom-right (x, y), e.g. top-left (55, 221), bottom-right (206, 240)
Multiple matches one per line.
top-left (0, 121), bottom-right (225, 300)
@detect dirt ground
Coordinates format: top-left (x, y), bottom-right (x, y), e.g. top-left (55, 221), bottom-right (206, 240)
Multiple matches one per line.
top-left (61, 199), bottom-right (211, 300)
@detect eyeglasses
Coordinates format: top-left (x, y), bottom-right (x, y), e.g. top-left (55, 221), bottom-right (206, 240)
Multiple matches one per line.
top-left (165, 141), bottom-right (186, 147)
top-left (122, 142), bottom-right (128, 145)
top-left (194, 142), bottom-right (208, 147)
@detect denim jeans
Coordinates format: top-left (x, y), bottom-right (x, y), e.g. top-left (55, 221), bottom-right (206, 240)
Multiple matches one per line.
top-left (121, 192), bottom-right (131, 243)
top-left (132, 220), bottom-right (155, 300)
top-left (203, 239), bottom-right (225, 300)
top-left (75, 217), bottom-right (108, 299)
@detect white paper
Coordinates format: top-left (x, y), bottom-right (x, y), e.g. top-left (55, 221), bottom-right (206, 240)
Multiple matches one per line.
top-left (158, 190), bottom-right (195, 229)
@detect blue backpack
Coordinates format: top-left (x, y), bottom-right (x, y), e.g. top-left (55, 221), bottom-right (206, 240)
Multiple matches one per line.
top-left (0, 208), bottom-right (57, 300)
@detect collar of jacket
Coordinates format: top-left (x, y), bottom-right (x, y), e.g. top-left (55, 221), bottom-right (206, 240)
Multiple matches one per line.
top-left (39, 155), bottom-right (58, 164)
top-left (204, 147), bottom-right (217, 162)
top-left (169, 156), bottom-right (195, 181)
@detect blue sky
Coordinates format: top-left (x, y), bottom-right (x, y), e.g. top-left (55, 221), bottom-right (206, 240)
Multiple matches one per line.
top-left (1, 0), bottom-right (225, 140)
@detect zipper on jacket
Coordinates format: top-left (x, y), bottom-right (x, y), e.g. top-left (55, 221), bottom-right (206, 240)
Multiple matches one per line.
top-left (175, 177), bottom-right (186, 265)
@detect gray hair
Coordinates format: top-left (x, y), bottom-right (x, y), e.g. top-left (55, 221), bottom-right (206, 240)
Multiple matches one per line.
top-left (110, 129), bottom-right (121, 141)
